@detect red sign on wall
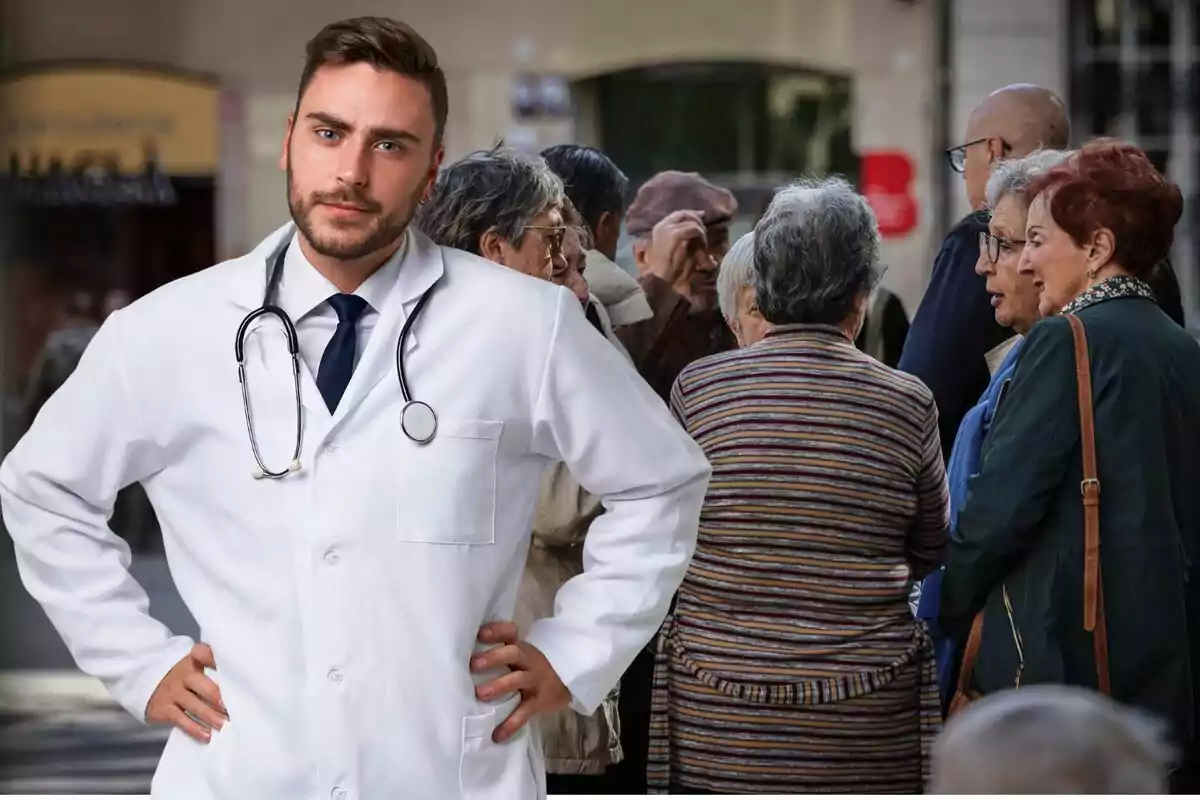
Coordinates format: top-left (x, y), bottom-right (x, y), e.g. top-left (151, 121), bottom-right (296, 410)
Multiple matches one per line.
top-left (861, 151), bottom-right (918, 238)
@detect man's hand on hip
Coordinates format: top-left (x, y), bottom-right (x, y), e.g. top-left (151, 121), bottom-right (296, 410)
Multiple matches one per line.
top-left (146, 642), bottom-right (228, 743)
top-left (471, 621), bottom-right (571, 743)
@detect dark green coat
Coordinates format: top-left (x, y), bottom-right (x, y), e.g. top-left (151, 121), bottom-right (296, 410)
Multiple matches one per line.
top-left (941, 294), bottom-right (1200, 754)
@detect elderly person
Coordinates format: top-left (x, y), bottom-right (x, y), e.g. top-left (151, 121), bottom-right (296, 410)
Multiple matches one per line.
top-left (901, 84), bottom-right (1071, 461)
top-left (541, 144), bottom-right (653, 333)
top-left (647, 178), bottom-right (948, 794)
top-left (940, 140), bottom-right (1200, 792)
top-left (415, 148), bottom-right (627, 795)
top-left (608, 169), bottom-right (739, 795)
top-left (616, 171), bottom-right (739, 402)
top-left (916, 149), bottom-right (1071, 705)
top-left (933, 686), bottom-right (1174, 793)
top-left (715, 232), bottom-right (773, 347)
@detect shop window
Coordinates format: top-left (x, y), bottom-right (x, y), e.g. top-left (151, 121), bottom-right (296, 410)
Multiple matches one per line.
top-left (1069, 0), bottom-right (1197, 327)
top-left (587, 62), bottom-right (855, 201)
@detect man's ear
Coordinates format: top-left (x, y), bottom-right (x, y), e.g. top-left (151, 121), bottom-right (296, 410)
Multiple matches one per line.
top-left (632, 238), bottom-right (651, 274)
top-left (279, 114), bottom-right (295, 172)
top-left (424, 146), bottom-right (445, 202)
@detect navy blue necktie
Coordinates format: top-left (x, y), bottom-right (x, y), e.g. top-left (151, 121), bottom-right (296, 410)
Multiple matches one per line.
top-left (316, 294), bottom-right (368, 412)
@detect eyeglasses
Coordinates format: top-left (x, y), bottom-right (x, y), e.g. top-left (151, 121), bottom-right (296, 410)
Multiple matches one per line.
top-left (945, 137), bottom-right (1011, 173)
top-left (979, 230), bottom-right (1026, 264)
top-left (524, 225), bottom-right (566, 257)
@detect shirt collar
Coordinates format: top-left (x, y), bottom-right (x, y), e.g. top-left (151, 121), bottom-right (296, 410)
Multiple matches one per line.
top-left (277, 231), bottom-right (409, 321)
top-left (1060, 274), bottom-right (1156, 316)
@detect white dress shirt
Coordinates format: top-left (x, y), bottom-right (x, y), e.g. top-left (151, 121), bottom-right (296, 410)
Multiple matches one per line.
top-left (277, 232), bottom-right (407, 380)
top-left (0, 223), bottom-right (710, 800)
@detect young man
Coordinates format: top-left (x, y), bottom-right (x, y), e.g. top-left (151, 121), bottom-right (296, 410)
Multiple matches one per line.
top-left (0, 18), bottom-right (709, 800)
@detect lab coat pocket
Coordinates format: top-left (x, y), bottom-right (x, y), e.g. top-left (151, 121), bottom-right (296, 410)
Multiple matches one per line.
top-left (397, 419), bottom-right (503, 545)
top-left (459, 703), bottom-right (542, 799)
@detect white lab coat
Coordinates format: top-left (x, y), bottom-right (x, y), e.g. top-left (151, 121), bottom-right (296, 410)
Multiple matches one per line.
top-left (0, 223), bottom-right (710, 800)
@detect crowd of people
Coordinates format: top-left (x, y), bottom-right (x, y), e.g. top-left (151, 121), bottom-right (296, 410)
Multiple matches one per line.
top-left (5, 13), bottom-right (1197, 794)
top-left (410, 80), bottom-right (1198, 794)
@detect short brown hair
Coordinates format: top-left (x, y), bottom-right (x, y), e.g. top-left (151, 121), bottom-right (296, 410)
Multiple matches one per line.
top-left (1027, 140), bottom-right (1183, 277)
top-left (297, 17), bottom-right (448, 145)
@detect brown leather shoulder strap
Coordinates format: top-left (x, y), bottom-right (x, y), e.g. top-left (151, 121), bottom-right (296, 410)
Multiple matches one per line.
top-left (1065, 313), bottom-right (1111, 695)
top-left (955, 612), bottom-right (985, 697)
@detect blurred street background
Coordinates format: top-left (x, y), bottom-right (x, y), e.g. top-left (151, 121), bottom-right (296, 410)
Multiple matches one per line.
top-left (0, 0), bottom-right (1196, 792)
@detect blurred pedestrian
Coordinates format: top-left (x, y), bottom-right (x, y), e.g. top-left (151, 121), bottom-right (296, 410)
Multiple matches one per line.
top-left (940, 140), bottom-right (1200, 793)
top-left (933, 686), bottom-right (1173, 793)
top-left (900, 84), bottom-right (1071, 461)
top-left (22, 289), bottom-right (99, 426)
top-left (541, 144), bottom-right (653, 332)
top-left (854, 284), bottom-right (910, 367)
top-left (649, 178), bottom-right (948, 794)
top-left (606, 170), bottom-right (739, 793)
top-left (616, 170), bottom-right (738, 401)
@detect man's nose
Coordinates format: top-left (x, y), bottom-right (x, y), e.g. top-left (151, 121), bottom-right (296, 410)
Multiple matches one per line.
top-left (336, 143), bottom-right (370, 187)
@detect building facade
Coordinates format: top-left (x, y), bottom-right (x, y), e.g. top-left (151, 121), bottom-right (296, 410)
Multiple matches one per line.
top-left (1, 0), bottom-right (1193, 466)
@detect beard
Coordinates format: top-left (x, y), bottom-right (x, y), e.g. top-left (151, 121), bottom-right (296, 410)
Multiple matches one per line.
top-left (286, 159), bottom-right (424, 262)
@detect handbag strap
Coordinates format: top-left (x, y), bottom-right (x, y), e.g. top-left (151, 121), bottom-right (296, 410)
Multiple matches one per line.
top-left (954, 611), bottom-right (985, 698)
top-left (1065, 313), bottom-right (1111, 696)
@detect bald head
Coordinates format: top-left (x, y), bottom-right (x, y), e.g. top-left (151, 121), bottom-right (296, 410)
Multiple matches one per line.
top-left (968, 84), bottom-right (1071, 154)
top-left (960, 84), bottom-right (1070, 210)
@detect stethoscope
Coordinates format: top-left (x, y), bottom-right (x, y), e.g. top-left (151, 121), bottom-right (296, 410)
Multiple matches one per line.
top-left (234, 240), bottom-right (439, 479)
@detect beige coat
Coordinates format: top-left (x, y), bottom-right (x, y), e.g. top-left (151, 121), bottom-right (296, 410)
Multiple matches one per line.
top-left (513, 292), bottom-right (631, 775)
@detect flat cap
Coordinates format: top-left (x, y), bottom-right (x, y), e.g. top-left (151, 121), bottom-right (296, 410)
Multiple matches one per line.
top-left (625, 171), bottom-right (737, 237)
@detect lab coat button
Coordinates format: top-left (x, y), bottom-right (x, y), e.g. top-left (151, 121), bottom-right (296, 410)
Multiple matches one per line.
top-left (324, 443), bottom-right (337, 455)
top-left (324, 550), bottom-right (340, 565)
top-left (331, 787), bottom-right (347, 800)
top-left (328, 668), bottom-right (344, 685)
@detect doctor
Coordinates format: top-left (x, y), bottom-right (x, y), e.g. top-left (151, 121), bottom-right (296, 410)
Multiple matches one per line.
top-left (0, 16), bottom-right (709, 800)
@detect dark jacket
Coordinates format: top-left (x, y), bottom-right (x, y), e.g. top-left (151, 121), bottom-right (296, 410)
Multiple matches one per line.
top-left (615, 275), bottom-right (735, 402)
top-left (940, 294), bottom-right (1200, 760)
top-left (898, 211), bottom-right (1009, 461)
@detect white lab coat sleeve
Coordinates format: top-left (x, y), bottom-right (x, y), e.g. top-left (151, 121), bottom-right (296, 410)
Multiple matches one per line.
top-left (0, 309), bottom-right (195, 722)
top-left (523, 288), bottom-right (710, 715)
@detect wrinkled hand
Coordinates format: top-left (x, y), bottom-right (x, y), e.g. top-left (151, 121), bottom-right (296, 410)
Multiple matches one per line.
top-left (643, 210), bottom-right (708, 286)
top-left (146, 643), bottom-right (228, 743)
top-left (471, 621), bottom-right (571, 743)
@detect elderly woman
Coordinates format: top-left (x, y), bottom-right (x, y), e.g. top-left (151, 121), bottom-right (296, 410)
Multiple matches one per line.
top-left (916, 149), bottom-right (1070, 703)
top-left (715, 232), bottom-right (773, 347)
top-left (647, 178), bottom-right (949, 794)
top-left (416, 148), bottom-right (625, 794)
top-left (940, 141), bottom-right (1200, 792)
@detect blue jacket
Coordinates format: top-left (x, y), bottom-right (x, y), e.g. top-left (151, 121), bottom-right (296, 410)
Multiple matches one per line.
top-left (916, 337), bottom-right (1024, 704)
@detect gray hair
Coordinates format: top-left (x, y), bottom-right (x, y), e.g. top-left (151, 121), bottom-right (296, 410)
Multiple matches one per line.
top-left (753, 177), bottom-right (882, 325)
top-left (985, 149), bottom-right (1073, 209)
top-left (717, 232), bottom-right (756, 323)
top-left (932, 686), bottom-right (1175, 794)
top-left (414, 146), bottom-right (564, 255)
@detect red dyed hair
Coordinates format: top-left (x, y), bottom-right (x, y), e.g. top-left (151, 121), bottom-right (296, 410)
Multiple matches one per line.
top-left (1025, 140), bottom-right (1183, 277)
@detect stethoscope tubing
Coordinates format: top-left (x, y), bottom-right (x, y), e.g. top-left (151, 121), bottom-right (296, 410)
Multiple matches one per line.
top-left (236, 240), bottom-right (436, 479)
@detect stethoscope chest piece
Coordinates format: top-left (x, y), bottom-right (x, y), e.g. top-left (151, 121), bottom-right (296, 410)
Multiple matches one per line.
top-left (401, 400), bottom-right (438, 444)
